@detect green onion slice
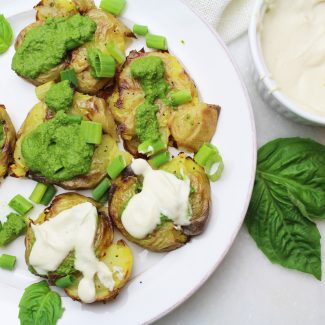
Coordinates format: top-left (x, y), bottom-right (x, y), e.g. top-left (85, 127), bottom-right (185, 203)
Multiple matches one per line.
top-left (80, 121), bottom-right (102, 145)
top-left (66, 114), bottom-right (83, 123)
top-left (107, 156), bottom-right (126, 180)
top-left (100, 0), bottom-right (126, 16)
top-left (35, 81), bottom-right (55, 101)
top-left (87, 48), bottom-right (116, 78)
top-left (170, 90), bottom-right (192, 106)
top-left (40, 185), bottom-right (57, 206)
top-left (146, 33), bottom-right (168, 51)
top-left (55, 275), bottom-right (76, 288)
top-left (0, 254), bottom-right (16, 270)
top-left (149, 151), bottom-right (170, 168)
top-left (194, 143), bottom-right (224, 182)
top-left (9, 195), bottom-right (33, 215)
top-left (60, 68), bottom-right (78, 87)
top-left (92, 178), bottom-right (112, 201)
top-left (133, 24), bottom-right (149, 36)
top-left (138, 139), bottom-right (166, 156)
top-left (29, 183), bottom-right (48, 204)
top-left (106, 41), bottom-right (126, 64)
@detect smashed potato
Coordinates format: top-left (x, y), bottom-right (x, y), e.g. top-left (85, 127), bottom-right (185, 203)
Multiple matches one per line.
top-left (11, 96), bottom-right (131, 189)
top-left (109, 50), bottom-right (220, 155)
top-left (0, 105), bottom-right (16, 180)
top-left (25, 193), bottom-right (133, 303)
top-left (109, 154), bottom-right (211, 252)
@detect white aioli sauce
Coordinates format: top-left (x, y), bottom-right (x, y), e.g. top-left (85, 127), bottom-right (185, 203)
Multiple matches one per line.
top-left (29, 202), bottom-right (115, 304)
top-left (261, 0), bottom-right (325, 116)
top-left (121, 159), bottom-right (191, 239)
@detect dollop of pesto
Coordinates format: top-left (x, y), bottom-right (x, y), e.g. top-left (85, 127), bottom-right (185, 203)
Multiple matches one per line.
top-left (12, 14), bottom-right (96, 79)
top-left (54, 252), bottom-right (76, 276)
top-left (130, 56), bottom-right (170, 143)
top-left (21, 112), bottom-right (94, 181)
top-left (0, 213), bottom-right (27, 247)
top-left (0, 122), bottom-right (4, 148)
top-left (45, 80), bottom-right (73, 112)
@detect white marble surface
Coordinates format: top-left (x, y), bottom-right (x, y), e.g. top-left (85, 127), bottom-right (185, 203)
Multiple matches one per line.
top-left (156, 34), bottom-right (325, 325)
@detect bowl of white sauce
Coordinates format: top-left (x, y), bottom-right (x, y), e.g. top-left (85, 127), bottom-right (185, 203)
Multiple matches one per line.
top-left (249, 0), bottom-right (325, 126)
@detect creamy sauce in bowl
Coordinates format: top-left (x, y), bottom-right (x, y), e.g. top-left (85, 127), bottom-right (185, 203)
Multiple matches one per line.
top-left (121, 159), bottom-right (191, 239)
top-left (260, 0), bottom-right (325, 117)
top-left (29, 202), bottom-right (115, 304)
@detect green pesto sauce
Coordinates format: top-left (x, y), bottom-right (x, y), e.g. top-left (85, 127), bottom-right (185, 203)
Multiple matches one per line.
top-left (21, 112), bottom-right (94, 181)
top-left (12, 14), bottom-right (96, 79)
top-left (130, 56), bottom-right (170, 143)
top-left (0, 123), bottom-right (4, 148)
top-left (45, 80), bottom-right (73, 112)
top-left (0, 213), bottom-right (27, 247)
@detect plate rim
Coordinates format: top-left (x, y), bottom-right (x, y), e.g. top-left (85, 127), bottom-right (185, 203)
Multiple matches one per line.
top-left (0, 1), bottom-right (257, 323)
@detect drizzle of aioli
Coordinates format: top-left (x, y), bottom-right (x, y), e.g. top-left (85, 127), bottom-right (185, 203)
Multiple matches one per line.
top-left (260, 0), bottom-right (325, 116)
top-left (29, 202), bottom-right (115, 304)
top-left (121, 159), bottom-right (191, 239)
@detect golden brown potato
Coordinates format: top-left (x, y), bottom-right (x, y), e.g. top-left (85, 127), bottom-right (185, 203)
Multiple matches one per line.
top-left (25, 193), bottom-right (133, 303)
top-left (168, 103), bottom-right (220, 152)
top-left (69, 9), bottom-right (134, 95)
top-left (34, 0), bottom-right (95, 21)
top-left (108, 154), bottom-right (211, 252)
top-left (0, 105), bottom-right (16, 180)
top-left (108, 50), bottom-right (220, 156)
top-left (11, 98), bottom-right (131, 189)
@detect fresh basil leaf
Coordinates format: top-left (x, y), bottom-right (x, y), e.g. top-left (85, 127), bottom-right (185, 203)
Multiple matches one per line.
top-left (246, 138), bottom-right (325, 280)
top-left (0, 14), bottom-right (13, 54)
top-left (19, 281), bottom-right (64, 325)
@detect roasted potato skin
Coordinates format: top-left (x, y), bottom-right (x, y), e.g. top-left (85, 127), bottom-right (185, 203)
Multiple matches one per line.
top-left (34, 0), bottom-right (96, 21)
top-left (0, 105), bottom-right (16, 180)
top-left (108, 154), bottom-right (211, 252)
top-left (109, 50), bottom-right (220, 155)
top-left (11, 98), bottom-right (130, 189)
top-left (25, 193), bottom-right (133, 303)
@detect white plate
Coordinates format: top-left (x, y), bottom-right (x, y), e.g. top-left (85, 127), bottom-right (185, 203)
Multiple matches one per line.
top-left (0, 0), bottom-right (256, 324)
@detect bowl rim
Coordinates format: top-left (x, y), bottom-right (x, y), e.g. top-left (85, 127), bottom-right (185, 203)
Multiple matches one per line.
top-left (248, 0), bottom-right (325, 126)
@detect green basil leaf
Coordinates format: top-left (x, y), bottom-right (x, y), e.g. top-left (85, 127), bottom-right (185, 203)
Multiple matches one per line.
top-left (19, 281), bottom-right (64, 325)
top-left (0, 14), bottom-right (13, 54)
top-left (246, 138), bottom-right (325, 280)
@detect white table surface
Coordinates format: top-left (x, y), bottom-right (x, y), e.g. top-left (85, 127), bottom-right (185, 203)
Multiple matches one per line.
top-left (156, 34), bottom-right (325, 325)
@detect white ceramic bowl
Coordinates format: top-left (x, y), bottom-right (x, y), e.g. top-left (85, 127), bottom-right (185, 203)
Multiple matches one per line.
top-left (249, 0), bottom-right (325, 126)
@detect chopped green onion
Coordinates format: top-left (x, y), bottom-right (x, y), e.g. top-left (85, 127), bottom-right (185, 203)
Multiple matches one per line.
top-left (55, 275), bottom-right (76, 288)
top-left (35, 81), bottom-right (55, 101)
top-left (138, 139), bottom-right (166, 156)
top-left (9, 195), bottom-right (33, 215)
top-left (133, 24), bottom-right (149, 36)
top-left (92, 178), bottom-right (112, 201)
top-left (146, 33), bottom-right (168, 51)
top-left (66, 114), bottom-right (83, 123)
top-left (149, 151), bottom-right (170, 168)
top-left (88, 48), bottom-right (116, 78)
top-left (60, 68), bottom-right (78, 87)
top-left (29, 183), bottom-right (48, 204)
top-left (99, 191), bottom-right (109, 203)
top-left (194, 143), bottom-right (224, 182)
top-left (107, 156), bottom-right (126, 180)
top-left (106, 41), bottom-right (126, 64)
top-left (100, 0), bottom-right (126, 15)
top-left (170, 90), bottom-right (192, 106)
top-left (40, 185), bottom-right (57, 206)
top-left (0, 254), bottom-right (16, 270)
top-left (80, 121), bottom-right (102, 145)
